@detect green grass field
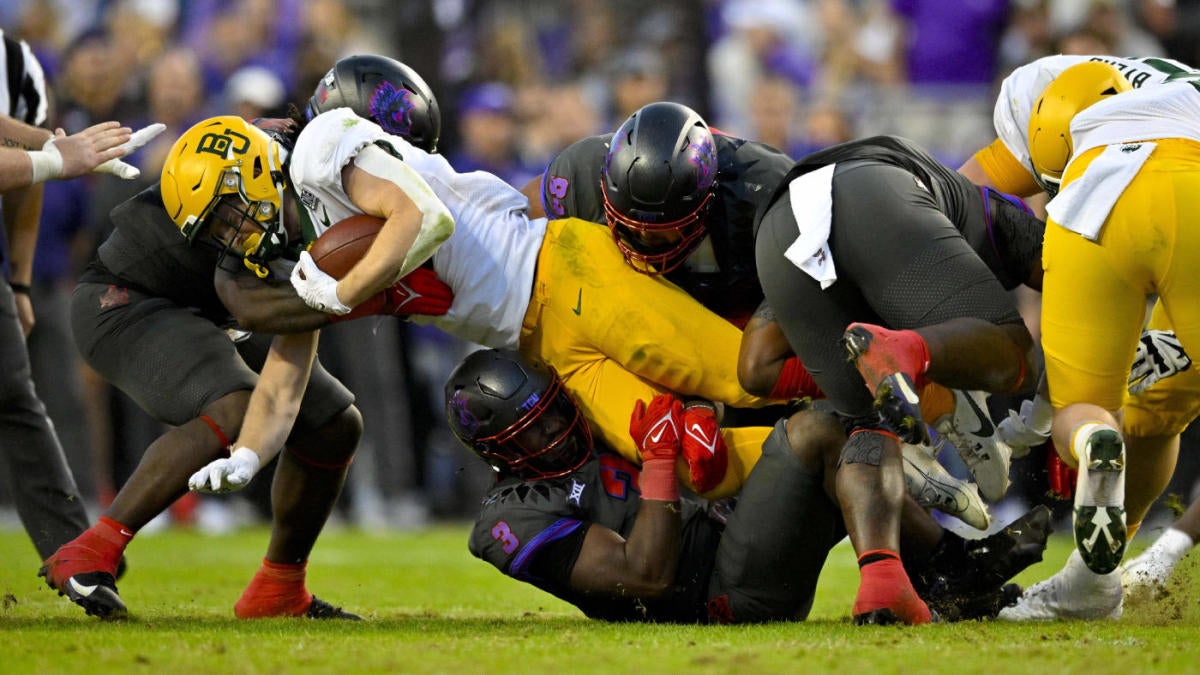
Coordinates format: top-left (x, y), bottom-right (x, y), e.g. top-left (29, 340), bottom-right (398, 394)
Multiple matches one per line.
top-left (3, 525), bottom-right (1199, 674)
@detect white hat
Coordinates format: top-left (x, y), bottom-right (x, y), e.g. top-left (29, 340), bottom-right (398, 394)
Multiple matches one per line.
top-left (225, 66), bottom-right (286, 110)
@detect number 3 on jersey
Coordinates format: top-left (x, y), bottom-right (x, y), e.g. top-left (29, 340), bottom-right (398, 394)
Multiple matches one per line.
top-left (491, 521), bottom-right (520, 554)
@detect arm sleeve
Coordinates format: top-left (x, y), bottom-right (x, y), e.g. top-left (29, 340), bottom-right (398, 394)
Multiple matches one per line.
top-left (973, 138), bottom-right (1041, 196)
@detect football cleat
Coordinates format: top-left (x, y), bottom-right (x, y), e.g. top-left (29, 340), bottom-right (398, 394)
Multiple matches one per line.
top-left (306, 596), bottom-right (362, 620)
top-left (912, 505), bottom-right (1052, 612)
top-left (39, 542), bottom-right (127, 619)
top-left (998, 550), bottom-right (1122, 621)
top-left (38, 560), bottom-right (127, 620)
top-left (934, 390), bottom-right (1012, 501)
top-left (1073, 427), bottom-right (1127, 574)
top-left (843, 324), bottom-right (930, 445)
top-left (957, 505), bottom-right (1053, 592)
top-left (902, 443), bottom-right (990, 530)
top-left (925, 582), bottom-right (1023, 622)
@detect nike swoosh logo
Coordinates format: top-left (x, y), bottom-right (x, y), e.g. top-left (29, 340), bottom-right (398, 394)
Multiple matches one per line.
top-left (69, 577), bottom-right (98, 597)
top-left (320, 205), bottom-right (331, 229)
top-left (572, 288), bottom-right (582, 316)
top-left (687, 423), bottom-right (720, 455)
top-left (647, 415), bottom-right (674, 444)
top-left (962, 391), bottom-right (995, 436)
top-left (119, 529), bottom-right (133, 537)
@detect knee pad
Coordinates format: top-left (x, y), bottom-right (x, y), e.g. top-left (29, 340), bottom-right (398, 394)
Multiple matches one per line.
top-left (839, 428), bottom-right (898, 467)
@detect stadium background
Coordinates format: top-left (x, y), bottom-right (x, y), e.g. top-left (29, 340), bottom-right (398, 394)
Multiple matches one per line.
top-left (2, 0), bottom-right (1200, 538)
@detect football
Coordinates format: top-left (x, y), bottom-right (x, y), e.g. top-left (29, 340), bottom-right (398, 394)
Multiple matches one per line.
top-left (308, 214), bottom-right (385, 279)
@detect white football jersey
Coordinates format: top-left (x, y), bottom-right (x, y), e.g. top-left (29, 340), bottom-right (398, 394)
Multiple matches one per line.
top-left (1069, 82), bottom-right (1200, 156)
top-left (993, 54), bottom-right (1200, 179)
top-left (291, 107), bottom-right (545, 348)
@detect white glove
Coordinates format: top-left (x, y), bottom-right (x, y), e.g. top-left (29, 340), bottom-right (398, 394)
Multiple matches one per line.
top-left (1130, 329), bottom-right (1191, 395)
top-left (93, 122), bottom-right (166, 179)
top-left (188, 447), bottom-right (262, 493)
top-left (995, 395), bottom-right (1053, 459)
top-left (290, 250), bottom-right (351, 315)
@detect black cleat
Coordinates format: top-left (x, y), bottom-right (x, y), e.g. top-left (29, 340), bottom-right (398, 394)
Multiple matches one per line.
top-left (853, 608), bottom-right (901, 626)
top-left (927, 582), bottom-right (1023, 622)
top-left (37, 567), bottom-right (128, 620)
top-left (306, 596), bottom-right (362, 620)
top-left (960, 505), bottom-right (1053, 593)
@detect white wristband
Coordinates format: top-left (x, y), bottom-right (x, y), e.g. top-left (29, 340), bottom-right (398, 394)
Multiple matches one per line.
top-left (27, 148), bottom-right (63, 184)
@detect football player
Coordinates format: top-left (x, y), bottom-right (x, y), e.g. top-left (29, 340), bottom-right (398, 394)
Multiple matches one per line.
top-left (449, 348), bottom-right (1051, 624)
top-left (521, 102), bottom-right (1015, 511)
top-left (957, 53), bottom-right (1200, 620)
top-left (37, 59), bottom-right (450, 620)
top-left (752, 134), bottom-right (1047, 623)
top-left (995, 62), bottom-right (1200, 620)
top-left (182, 58), bottom-right (780, 504)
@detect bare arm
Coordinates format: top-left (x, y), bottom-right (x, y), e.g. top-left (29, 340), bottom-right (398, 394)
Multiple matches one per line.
top-left (231, 331), bottom-right (319, 468)
top-left (737, 303), bottom-right (795, 397)
top-left (215, 267), bottom-right (335, 334)
top-left (519, 175), bottom-right (546, 219)
top-left (566, 501), bottom-right (682, 598)
top-left (0, 115), bottom-right (52, 150)
top-left (332, 146), bottom-right (453, 308)
top-left (0, 122), bottom-right (133, 191)
top-left (2, 182), bottom-right (43, 334)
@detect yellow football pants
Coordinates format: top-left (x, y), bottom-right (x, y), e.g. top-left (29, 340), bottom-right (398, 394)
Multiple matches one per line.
top-left (1043, 139), bottom-right (1200, 414)
top-left (519, 218), bottom-right (773, 498)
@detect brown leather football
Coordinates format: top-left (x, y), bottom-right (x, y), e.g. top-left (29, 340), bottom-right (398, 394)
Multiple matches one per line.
top-left (307, 214), bottom-right (384, 279)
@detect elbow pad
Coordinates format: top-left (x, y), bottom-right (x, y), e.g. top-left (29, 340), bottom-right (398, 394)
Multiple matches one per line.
top-left (354, 144), bottom-right (454, 278)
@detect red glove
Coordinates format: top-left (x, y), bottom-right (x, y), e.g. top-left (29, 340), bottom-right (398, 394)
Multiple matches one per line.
top-left (629, 394), bottom-right (685, 462)
top-left (333, 267), bottom-right (454, 322)
top-left (630, 394), bottom-right (684, 502)
top-left (680, 403), bottom-right (728, 493)
top-left (1046, 440), bottom-right (1077, 500)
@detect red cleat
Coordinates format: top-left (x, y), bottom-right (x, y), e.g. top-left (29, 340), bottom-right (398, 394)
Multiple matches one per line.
top-left (39, 543), bottom-right (127, 619)
top-left (843, 323), bottom-right (932, 444)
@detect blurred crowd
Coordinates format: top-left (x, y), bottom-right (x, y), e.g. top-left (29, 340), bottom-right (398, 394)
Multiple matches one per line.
top-left (3, 0), bottom-right (1200, 534)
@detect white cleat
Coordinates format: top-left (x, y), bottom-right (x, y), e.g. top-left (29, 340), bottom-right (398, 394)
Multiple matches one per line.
top-left (902, 442), bottom-right (991, 531)
top-left (1073, 426), bottom-right (1126, 574)
top-left (935, 389), bottom-right (1012, 502)
top-left (998, 550), bottom-right (1123, 621)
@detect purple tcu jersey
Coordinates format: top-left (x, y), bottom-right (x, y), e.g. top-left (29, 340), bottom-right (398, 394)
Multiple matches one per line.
top-left (469, 452), bottom-right (721, 623)
top-left (540, 133), bottom-right (793, 323)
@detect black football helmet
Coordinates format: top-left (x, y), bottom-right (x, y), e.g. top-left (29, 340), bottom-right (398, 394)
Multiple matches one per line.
top-left (601, 101), bottom-right (719, 274)
top-left (445, 349), bottom-right (592, 480)
top-left (306, 54), bottom-right (442, 152)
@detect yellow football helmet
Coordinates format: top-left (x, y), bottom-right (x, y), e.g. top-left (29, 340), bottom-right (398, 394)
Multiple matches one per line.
top-left (160, 116), bottom-right (289, 276)
top-left (1028, 61), bottom-right (1132, 196)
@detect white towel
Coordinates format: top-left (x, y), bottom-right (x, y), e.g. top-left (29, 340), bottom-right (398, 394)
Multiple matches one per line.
top-left (783, 163), bottom-right (838, 289)
top-left (1046, 142), bottom-right (1155, 241)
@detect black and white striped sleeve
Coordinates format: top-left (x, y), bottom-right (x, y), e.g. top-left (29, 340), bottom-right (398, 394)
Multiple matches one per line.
top-left (0, 28), bottom-right (49, 126)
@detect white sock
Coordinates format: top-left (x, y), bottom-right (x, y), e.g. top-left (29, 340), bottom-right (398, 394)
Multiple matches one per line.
top-left (1149, 527), bottom-right (1195, 564)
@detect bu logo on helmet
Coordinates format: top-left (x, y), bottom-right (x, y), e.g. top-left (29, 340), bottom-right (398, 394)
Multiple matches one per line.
top-left (196, 129), bottom-right (251, 157)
